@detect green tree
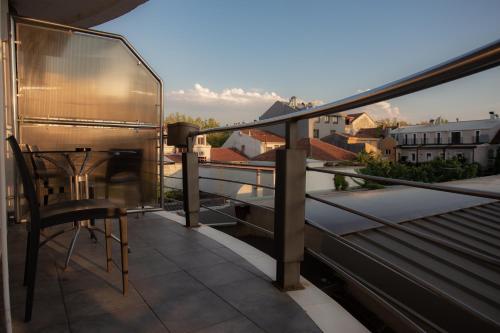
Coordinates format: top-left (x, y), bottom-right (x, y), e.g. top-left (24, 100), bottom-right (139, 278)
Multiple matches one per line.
top-left (165, 113), bottom-right (229, 147)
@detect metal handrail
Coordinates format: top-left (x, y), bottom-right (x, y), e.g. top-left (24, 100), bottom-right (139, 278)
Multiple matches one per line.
top-left (199, 176), bottom-right (275, 190)
top-left (305, 193), bottom-right (500, 267)
top-left (199, 203), bottom-right (274, 236)
top-left (192, 39), bottom-right (500, 136)
top-left (198, 189), bottom-right (274, 212)
top-left (306, 167), bottom-right (500, 200)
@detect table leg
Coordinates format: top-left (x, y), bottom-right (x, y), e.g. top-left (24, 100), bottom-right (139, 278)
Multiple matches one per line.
top-left (64, 225), bottom-right (81, 269)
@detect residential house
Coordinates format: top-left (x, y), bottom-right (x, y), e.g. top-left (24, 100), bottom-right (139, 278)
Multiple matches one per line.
top-left (344, 112), bottom-right (377, 135)
top-left (321, 127), bottom-right (396, 157)
top-left (259, 97), bottom-right (376, 139)
top-left (222, 129), bottom-right (285, 158)
top-left (252, 138), bottom-right (357, 162)
top-left (391, 113), bottom-right (500, 167)
top-left (165, 133), bottom-right (211, 162)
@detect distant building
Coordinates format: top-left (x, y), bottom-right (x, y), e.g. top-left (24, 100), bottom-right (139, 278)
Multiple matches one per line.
top-left (391, 113), bottom-right (500, 167)
top-left (259, 97), bottom-right (376, 139)
top-left (321, 127), bottom-right (395, 157)
top-left (164, 133), bottom-right (211, 162)
top-left (222, 129), bottom-right (285, 158)
top-left (251, 138), bottom-right (357, 162)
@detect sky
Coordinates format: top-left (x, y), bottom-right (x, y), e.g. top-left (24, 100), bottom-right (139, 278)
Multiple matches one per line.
top-left (97, 0), bottom-right (500, 125)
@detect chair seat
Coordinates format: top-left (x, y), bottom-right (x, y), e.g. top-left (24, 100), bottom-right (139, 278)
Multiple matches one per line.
top-left (40, 199), bottom-right (126, 227)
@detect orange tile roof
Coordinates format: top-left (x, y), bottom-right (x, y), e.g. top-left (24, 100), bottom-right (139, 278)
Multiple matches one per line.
top-left (240, 129), bottom-right (285, 143)
top-left (252, 138), bottom-right (357, 162)
top-left (210, 148), bottom-right (248, 162)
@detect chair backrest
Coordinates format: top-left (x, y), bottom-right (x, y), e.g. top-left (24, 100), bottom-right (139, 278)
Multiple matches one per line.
top-left (105, 149), bottom-right (143, 181)
top-left (7, 136), bottom-right (40, 222)
top-left (24, 144), bottom-right (49, 180)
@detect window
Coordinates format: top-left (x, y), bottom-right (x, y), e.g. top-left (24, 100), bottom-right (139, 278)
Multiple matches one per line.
top-left (423, 133), bottom-right (427, 144)
top-left (475, 130), bottom-right (480, 143)
top-left (197, 136), bottom-right (204, 145)
top-left (426, 152), bottom-right (432, 161)
top-left (451, 131), bottom-right (461, 144)
top-left (411, 153), bottom-right (416, 162)
top-left (412, 133), bottom-right (417, 145)
top-left (332, 116), bottom-right (339, 124)
top-left (324, 116), bottom-right (330, 123)
top-left (404, 134), bottom-right (408, 145)
top-left (437, 132), bottom-right (441, 144)
top-left (385, 149), bottom-right (391, 155)
top-left (313, 129), bottom-right (319, 138)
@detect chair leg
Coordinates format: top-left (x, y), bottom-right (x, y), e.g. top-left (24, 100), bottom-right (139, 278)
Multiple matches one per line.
top-left (118, 215), bottom-right (128, 295)
top-left (104, 219), bottom-right (112, 272)
top-left (25, 230), bottom-right (40, 322)
top-left (23, 231), bottom-right (31, 286)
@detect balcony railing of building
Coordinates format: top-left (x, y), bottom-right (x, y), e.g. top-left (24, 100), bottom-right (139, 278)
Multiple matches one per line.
top-left (166, 39), bottom-right (500, 332)
top-left (399, 134), bottom-right (491, 146)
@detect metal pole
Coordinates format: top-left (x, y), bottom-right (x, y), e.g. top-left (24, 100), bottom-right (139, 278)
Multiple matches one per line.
top-left (182, 137), bottom-right (199, 227)
top-left (0, 8), bottom-right (12, 332)
top-left (274, 120), bottom-right (306, 290)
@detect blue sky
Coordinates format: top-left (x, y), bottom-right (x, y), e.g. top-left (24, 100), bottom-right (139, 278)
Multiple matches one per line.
top-left (98, 0), bottom-right (500, 124)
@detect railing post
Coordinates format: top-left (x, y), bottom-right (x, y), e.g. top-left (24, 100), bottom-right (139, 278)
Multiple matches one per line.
top-left (182, 136), bottom-right (200, 228)
top-left (274, 120), bottom-right (306, 290)
top-left (167, 122), bottom-right (200, 228)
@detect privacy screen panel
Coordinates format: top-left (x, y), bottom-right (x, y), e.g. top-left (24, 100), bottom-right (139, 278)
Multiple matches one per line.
top-left (15, 20), bottom-right (162, 210)
top-left (16, 22), bottom-right (161, 124)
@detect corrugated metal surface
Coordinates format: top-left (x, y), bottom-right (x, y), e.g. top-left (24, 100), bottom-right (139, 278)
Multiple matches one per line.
top-left (345, 201), bottom-right (500, 327)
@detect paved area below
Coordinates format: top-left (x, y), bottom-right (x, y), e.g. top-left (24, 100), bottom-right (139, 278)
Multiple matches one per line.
top-left (1, 214), bottom-right (320, 333)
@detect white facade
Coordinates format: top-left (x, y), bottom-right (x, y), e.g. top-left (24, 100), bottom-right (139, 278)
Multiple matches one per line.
top-left (222, 131), bottom-right (283, 158)
top-left (391, 117), bottom-right (500, 167)
top-left (165, 134), bottom-right (211, 161)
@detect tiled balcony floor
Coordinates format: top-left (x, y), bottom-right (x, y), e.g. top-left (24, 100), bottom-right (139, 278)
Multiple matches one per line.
top-left (2, 213), bottom-right (321, 333)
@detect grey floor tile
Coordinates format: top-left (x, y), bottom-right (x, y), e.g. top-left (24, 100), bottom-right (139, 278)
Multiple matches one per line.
top-left (213, 278), bottom-right (321, 333)
top-left (58, 265), bottom-right (123, 295)
top-left (156, 238), bottom-right (208, 257)
top-left (69, 303), bottom-right (168, 333)
top-left (193, 315), bottom-right (264, 333)
top-left (133, 270), bottom-right (205, 305)
top-left (209, 247), bottom-right (245, 262)
top-left (10, 297), bottom-right (69, 333)
top-left (127, 251), bottom-right (182, 282)
top-left (64, 285), bottom-right (144, 321)
top-left (162, 249), bottom-right (226, 270)
top-left (152, 289), bottom-right (239, 333)
top-left (187, 262), bottom-right (255, 288)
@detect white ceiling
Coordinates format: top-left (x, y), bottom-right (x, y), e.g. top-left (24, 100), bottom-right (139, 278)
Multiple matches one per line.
top-left (9, 0), bottom-right (147, 28)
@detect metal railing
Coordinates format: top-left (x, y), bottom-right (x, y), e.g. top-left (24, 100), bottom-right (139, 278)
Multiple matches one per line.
top-left (168, 38), bottom-right (500, 332)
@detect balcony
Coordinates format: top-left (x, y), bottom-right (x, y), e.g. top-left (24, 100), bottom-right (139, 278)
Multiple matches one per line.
top-left (3, 214), bottom-right (327, 332)
top-left (1, 12), bottom-right (500, 333)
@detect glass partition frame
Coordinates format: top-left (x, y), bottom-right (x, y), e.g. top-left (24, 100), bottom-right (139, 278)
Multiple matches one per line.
top-left (12, 16), bottom-right (164, 213)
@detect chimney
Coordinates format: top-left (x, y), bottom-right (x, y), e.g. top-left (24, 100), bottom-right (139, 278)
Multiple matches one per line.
top-left (456, 118), bottom-right (459, 122)
top-left (430, 119), bottom-right (434, 125)
top-left (489, 111), bottom-right (495, 119)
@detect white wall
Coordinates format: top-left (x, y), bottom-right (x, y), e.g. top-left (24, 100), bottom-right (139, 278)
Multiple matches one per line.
top-left (314, 115), bottom-right (346, 138)
top-left (223, 132), bottom-right (263, 158)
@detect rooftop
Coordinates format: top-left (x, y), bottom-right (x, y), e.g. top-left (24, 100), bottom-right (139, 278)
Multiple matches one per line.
top-left (210, 147), bottom-right (248, 162)
top-left (391, 118), bottom-right (500, 134)
top-left (252, 138), bottom-right (357, 162)
top-left (239, 129), bottom-right (285, 143)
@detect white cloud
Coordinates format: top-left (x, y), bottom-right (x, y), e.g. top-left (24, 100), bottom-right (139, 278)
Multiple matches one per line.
top-left (361, 101), bottom-right (402, 119)
top-left (167, 83), bottom-right (286, 124)
top-left (353, 89), bottom-right (402, 119)
top-left (169, 83), bottom-right (285, 105)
